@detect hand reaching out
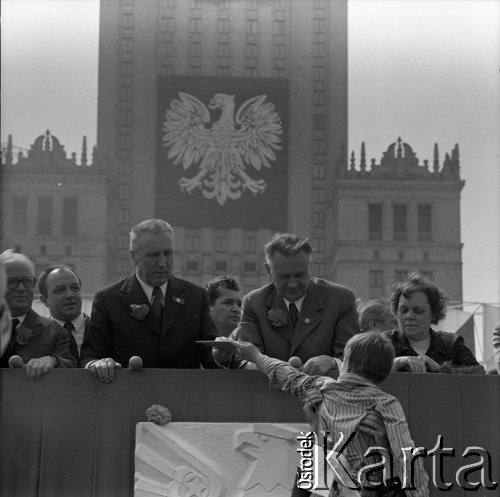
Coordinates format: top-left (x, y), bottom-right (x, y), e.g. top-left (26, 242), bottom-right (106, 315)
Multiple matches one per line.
top-left (229, 339), bottom-right (262, 364)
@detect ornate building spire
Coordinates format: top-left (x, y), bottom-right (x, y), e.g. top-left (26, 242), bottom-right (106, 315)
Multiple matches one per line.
top-left (81, 136), bottom-right (88, 166)
top-left (433, 143), bottom-right (439, 173)
top-left (396, 137), bottom-right (403, 158)
top-left (360, 142), bottom-right (366, 171)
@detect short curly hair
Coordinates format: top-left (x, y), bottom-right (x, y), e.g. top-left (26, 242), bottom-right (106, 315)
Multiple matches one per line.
top-left (390, 272), bottom-right (448, 324)
top-left (205, 275), bottom-right (240, 306)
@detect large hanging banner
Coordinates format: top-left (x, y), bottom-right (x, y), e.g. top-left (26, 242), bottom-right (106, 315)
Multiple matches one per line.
top-left (156, 76), bottom-right (288, 229)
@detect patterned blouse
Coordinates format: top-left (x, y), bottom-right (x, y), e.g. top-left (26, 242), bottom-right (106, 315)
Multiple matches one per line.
top-left (382, 329), bottom-right (485, 374)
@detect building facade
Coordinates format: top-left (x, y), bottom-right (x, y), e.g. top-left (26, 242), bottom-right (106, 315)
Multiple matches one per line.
top-left (0, 130), bottom-right (109, 295)
top-left (331, 138), bottom-right (464, 301)
top-left (97, 0), bottom-right (348, 295)
top-left (1, 0), bottom-right (464, 302)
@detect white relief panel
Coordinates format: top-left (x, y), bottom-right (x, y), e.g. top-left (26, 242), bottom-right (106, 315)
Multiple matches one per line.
top-left (135, 422), bottom-right (308, 497)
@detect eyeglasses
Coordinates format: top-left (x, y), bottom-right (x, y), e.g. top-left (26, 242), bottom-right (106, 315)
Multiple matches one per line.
top-left (6, 276), bottom-right (37, 289)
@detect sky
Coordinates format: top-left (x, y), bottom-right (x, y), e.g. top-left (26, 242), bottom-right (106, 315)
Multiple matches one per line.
top-left (1, 0), bottom-right (499, 304)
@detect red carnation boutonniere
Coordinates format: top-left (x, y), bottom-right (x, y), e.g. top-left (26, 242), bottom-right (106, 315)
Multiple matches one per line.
top-left (267, 308), bottom-right (288, 327)
top-left (130, 304), bottom-right (150, 320)
top-left (16, 325), bottom-right (33, 346)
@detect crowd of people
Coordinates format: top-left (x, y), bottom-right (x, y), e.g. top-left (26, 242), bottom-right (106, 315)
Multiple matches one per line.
top-left (1, 217), bottom-right (498, 496)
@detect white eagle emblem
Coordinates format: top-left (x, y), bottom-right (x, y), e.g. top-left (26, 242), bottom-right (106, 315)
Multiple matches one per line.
top-left (162, 92), bottom-right (283, 206)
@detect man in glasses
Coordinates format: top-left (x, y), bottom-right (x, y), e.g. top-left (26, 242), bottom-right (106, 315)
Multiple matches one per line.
top-left (0, 250), bottom-right (77, 378)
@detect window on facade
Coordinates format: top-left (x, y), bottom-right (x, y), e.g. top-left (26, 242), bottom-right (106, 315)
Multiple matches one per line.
top-left (314, 90), bottom-right (325, 106)
top-left (369, 203), bottom-right (383, 241)
top-left (215, 235), bottom-right (227, 253)
top-left (247, 0), bottom-right (258, 11)
top-left (218, 42), bottom-right (230, 57)
top-left (313, 17), bottom-right (325, 33)
top-left (62, 198), bottom-right (77, 236)
top-left (189, 41), bottom-right (202, 57)
top-left (162, 17), bottom-right (174, 32)
top-left (12, 196), bottom-right (28, 235)
top-left (313, 237), bottom-right (325, 253)
top-left (313, 115), bottom-right (326, 131)
top-left (120, 110), bottom-right (132, 127)
top-left (418, 204), bottom-right (432, 242)
top-left (246, 43), bottom-right (258, 58)
top-left (186, 261), bottom-right (199, 271)
top-left (394, 270), bottom-right (408, 282)
top-left (275, 0), bottom-right (287, 11)
top-left (215, 261), bottom-right (228, 272)
top-left (274, 44), bottom-right (285, 58)
top-left (369, 270), bottom-right (384, 289)
top-left (243, 261), bottom-right (256, 272)
top-left (117, 234), bottom-right (129, 249)
top-left (217, 66), bottom-right (229, 77)
top-left (245, 67), bottom-right (258, 77)
top-left (313, 163), bottom-right (325, 179)
top-left (119, 184), bottom-right (130, 199)
top-left (185, 235), bottom-right (200, 252)
top-left (313, 42), bottom-right (325, 58)
top-left (117, 209), bottom-right (130, 224)
top-left (246, 19), bottom-right (257, 35)
top-left (313, 188), bottom-right (325, 204)
top-left (189, 65), bottom-right (201, 76)
top-left (121, 37), bottom-right (133, 54)
top-left (218, 18), bottom-right (230, 33)
top-left (122, 13), bottom-right (133, 29)
top-left (273, 67), bottom-right (286, 78)
top-left (313, 211), bottom-right (325, 228)
top-left (313, 66), bottom-right (325, 80)
top-left (37, 197), bottom-right (52, 235)
top-left (273, 19), bottom-right (285, 35)
top-left (162, 41), bottom-right (173, 57)
top-left (121, 86), bottom-right (133, 102)
top-left (393, 204), bottom-right (407, 241)
top-left (313, 139), bottom-right (325, 153)
top-left (314, 262), bottom-right (326, 275)
top-left (219, 0), bottom-right (228, 10)
top-left (122, 61), bottom-right (133, 77)
top-left (120, 135), bottom-right (131, 150)
top-left (191, 0), bottom-right (202, 9)
top-left (190, 17), bottom-right (202, 33)
top-left (243, 235), bottom-right (256, 253)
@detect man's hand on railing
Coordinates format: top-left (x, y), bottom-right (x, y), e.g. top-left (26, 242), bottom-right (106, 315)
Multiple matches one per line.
top-left (89, 358), bottom-right (122, 383)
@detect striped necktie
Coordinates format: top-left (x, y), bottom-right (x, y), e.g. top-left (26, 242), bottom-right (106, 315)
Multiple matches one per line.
top-left (151, 287), bottom-right (164, 323)
top-left (64, 321), bottom-right (79, 360)
top-left (289, 303), bottom-right (299, 328)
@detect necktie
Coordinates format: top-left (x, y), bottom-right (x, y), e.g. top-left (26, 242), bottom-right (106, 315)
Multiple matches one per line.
top-left (151, 287), bottom-right (163, 323)
top-left (289, 303), bottom-right (299, 328)
top-left (64, 321), bottom-right (79, 359)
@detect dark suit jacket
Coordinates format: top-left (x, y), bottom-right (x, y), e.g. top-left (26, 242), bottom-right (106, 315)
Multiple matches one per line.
top-left (80, 273), bottom-right (219, 368)
top-left (233, 278), bottom-right (360, 361)
top-left (0, 310), bottom-right (77, 368)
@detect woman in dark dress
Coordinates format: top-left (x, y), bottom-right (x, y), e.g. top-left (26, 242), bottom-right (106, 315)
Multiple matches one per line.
top-left (383, 272), bottom-right (484, 374)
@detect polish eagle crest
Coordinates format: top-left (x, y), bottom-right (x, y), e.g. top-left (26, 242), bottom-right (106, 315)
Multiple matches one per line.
top-left (161, 92), bottom-right (283, 206)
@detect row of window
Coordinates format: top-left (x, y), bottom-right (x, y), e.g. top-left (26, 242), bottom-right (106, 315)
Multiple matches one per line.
top-left (11, 197), bottom-right (77, 236)
top-left (369, 269), bottom-right (433, 289)
top-left (369, 203), bottom-right (432, 242)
